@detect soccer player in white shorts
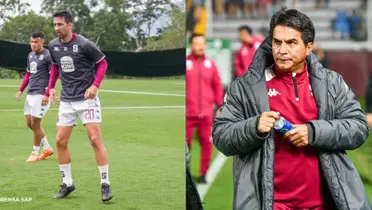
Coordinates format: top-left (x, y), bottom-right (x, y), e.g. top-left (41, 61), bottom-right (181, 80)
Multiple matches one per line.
top-left (16, 31), bottom-right (54, 162)
top-left (46, 11), bottom-right (112, 202)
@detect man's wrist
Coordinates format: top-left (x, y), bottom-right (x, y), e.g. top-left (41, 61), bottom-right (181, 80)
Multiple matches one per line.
top-left (255, 114), bottom-right (270, 137)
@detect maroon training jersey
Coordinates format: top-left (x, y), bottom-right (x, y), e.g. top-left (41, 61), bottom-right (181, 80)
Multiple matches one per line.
top-left (266, 63), bottom-right (331, 209)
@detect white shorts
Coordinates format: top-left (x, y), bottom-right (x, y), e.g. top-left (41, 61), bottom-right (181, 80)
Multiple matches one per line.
top-left (57, 97), bottom-right (102, 126)
top-left (24, 94), bottom-right (50, 118)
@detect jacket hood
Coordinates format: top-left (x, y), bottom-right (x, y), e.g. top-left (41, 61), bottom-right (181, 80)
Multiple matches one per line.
top-left (244, 36), bottom-right (324, 85)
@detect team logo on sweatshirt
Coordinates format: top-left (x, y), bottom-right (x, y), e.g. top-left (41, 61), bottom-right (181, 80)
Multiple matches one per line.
top-left (267, 88), bottom-right (281, 97)
top-left (186, 60), bottom-right (193, 70)
top-left (242, 48), bottom-right (248, 55)
top-left (203, 60), bottom-right (212, 68)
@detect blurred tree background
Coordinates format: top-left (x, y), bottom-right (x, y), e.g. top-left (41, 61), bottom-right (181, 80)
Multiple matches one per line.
top-left (0, 0), bottom-right (185, 51)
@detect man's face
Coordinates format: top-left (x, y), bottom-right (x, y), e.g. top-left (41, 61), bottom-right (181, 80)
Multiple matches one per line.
top-left (191, 36), bottom-right (206, 57)
top-left (30, 37), bottom-right (44, 52)
top-left (239, 30), bottom-right (252, 44)
top-left (53, 17), bottom-right (72, 39)
top-left (272, 25), bottom-right (313, 72)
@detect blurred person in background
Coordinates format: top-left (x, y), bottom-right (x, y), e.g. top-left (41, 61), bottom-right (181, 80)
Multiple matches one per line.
top-left (187, 0), bottom-right (207, 38)
top-left (186, 33), bottom-right (224, 184)
top-left (234, 25), bottom-right (263, 78)
top-left (243, 0), bottom-right (257, 18)
top-left (214, 0), bottom-right (225, 19)
top-left (314, 0), bottom-right (329, 8)
top-left (226, 0), bottom-right (242, 19)
top-left (257, 0), bottom-right (272, 18)
top-left (312, 44), bottom-right (328, 68)
top-left (333, 9), bottom-right (350, 39)
top-left (213, 8), bottom-right (370, 209)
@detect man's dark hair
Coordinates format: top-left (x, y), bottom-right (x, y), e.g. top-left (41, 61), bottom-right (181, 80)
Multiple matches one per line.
top-left (31, 31), bottom-right (44, 39)
top-left (269, 8), bottom-right (315, 45)
top-left (238, 25), bottom-right (253, 35)
top-left (189, 33), bottom-right (205, 44)
top-left (53, 10), bottom-right (73, 23)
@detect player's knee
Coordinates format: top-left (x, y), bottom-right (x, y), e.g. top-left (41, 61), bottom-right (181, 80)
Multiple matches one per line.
top-left (56, 137), bottom-right (68, 149)
top-left (27, 122), bottom-right (34, 130)
top-left (89, 135), bottom-right (102, 149)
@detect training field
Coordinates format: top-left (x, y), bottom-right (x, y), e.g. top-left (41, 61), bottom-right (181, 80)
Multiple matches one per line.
top-left (0, 79), bottom-right (185, 210)
top-left (190, 98), bottom-right (372, 209)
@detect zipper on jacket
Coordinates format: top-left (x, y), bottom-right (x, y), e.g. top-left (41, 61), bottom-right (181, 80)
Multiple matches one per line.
top-left (198, 61), bottom-right (202, 118)
top-left (292, 73), bottom-right (299, 101)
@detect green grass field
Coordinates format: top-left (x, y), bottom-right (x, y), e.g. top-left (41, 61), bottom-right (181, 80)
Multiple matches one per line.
top-left (190, 98), bottom-right (372, 209)
top-left (0, 79), bottom-right (185, 210)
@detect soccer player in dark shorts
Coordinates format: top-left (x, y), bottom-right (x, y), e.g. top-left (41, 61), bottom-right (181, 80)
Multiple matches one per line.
top-left (16, 31), bottom-right (54, 162)
top-left (45, 11), bottom-right (112, 202)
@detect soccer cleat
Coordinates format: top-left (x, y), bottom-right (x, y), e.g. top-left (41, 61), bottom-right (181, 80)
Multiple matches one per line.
top-left (53, 183), bottom-right (76, 199)
top-left (37, 148), bottom-right (54, 160)
top-left (101, 183), bottom-right (113, 202)
top-left (26, 152), bottom-right (38, 162)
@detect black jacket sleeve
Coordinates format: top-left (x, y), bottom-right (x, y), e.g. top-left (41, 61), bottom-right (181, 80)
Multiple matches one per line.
top-left (212, 81), bottom-right (269, 156)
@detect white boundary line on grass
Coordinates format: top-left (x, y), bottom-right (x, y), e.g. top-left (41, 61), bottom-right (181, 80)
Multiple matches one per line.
top-left (0, 105), bottom-right (185, 112)
top-left (99, 90), bottom-right (184, 97)
top-left (197, 152), bottom-right (227, 201)
top-left (0, 85), bottom-right (184, 97)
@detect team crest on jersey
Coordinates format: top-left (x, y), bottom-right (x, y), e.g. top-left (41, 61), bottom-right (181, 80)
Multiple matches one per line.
top-left (39, 54), bottom-right (44, 60)
top-left (186, 60), bottom-right (193, 70)
top-left (242, 48), bottom-right (248, 55)
top-left (203, 60), bottom-right (212, 68)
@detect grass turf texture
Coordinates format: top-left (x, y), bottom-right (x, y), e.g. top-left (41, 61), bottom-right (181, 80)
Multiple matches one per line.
top-left (0, 79), bottom-right (185, 210)
top-left (190, 97), bottom-right (372, 209)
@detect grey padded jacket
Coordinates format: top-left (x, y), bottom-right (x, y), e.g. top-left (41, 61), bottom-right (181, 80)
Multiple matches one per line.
top-left (212, 37), bottom-right (371, 210)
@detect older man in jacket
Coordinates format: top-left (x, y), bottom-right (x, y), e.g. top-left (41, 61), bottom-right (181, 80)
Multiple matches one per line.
top-left (213, 8), bottom-right (371, 210)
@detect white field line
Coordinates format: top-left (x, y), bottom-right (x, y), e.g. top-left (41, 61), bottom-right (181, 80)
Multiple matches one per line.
top-left (0, 105), bottom-right (185, 112)
top-left (0, 85), bottom-right (184, 97)
top-left (197, 152), bottom-right (228, 201)
top-left (99, 90), bottom-right (184, 97)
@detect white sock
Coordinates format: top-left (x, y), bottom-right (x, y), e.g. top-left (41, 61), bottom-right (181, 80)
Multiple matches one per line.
top-left (32, 146), bottom-right (40, 155)
top-left (59, 164), bottom-right (73, 187)
top-left (98, 165), bottom-right (110, 185)
top-left (41, 136), bottom-right (51, 150)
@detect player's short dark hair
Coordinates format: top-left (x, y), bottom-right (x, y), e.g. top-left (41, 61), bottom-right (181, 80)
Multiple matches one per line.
top-left (269, 8), bottom-right (315, 45)
top-left (189, 33), bottom-right (205, 44)
top-left (238, 25), bottom-right (253, 35)
top-left (31, 31), bottom-right (44, 39)
top-left (53, 10), bottom-right (73, 23)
